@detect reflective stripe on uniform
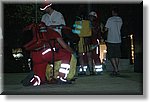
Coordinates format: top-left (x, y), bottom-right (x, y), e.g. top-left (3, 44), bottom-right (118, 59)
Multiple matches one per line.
top-left (59, 63), bottom-right (70, 79)
top-left (42, 48), bottom-right (51, 55)
top-left (30, 75), bottom-right (41, 86)
top-left (42, 48), bottom-right (56, 55)
top-left (95, 65), bottom-right (103, 72)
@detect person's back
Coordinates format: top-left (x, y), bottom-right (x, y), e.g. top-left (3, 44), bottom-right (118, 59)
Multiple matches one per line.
top-left (105, 16), bottom-right (122, 43)
top-left (104, 7), bottom-right (123, 76)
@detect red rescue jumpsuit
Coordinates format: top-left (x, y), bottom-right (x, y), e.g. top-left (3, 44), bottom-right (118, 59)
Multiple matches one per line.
top-left (24, 23), bottom-right (71, 85)
top-left (91, 22), bottom-right (101, 65)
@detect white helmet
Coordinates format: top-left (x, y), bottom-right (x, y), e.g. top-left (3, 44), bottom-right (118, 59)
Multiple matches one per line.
top-left (40, 3), bottom-right (52, 11)
top-left (89, 11), bottom-right (97, 18)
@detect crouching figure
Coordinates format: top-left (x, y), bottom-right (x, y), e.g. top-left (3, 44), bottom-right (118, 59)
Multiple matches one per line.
top-left (22, 22), bottom-right (77, 86)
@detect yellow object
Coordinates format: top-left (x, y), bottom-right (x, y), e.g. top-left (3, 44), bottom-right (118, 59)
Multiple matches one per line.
top-left (78, 37), bottom-right (91, 53)
top-left (46, 61), bottom-right (61, 81)
top-left (46, 54), bottom-right (77, 81)
top-left (75, 20), bottom-right (92, 37)
top-left (67, 54), bottom-right (77, 80)
top-left (78, 38), bottom-right (84, 53)
top-left (45, 64), bottom-right (53, 81)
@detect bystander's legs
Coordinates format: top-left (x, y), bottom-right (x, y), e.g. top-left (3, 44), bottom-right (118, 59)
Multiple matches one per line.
top-left (110, 58), bottom-right (120, 76)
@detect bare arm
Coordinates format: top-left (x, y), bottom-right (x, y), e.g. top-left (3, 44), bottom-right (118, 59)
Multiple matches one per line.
top-left (57, 38), bottom-right (74, 53)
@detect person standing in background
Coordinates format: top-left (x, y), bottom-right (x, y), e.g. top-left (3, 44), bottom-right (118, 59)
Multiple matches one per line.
top-left (75, 5), bottom-right (92, 75)
top-left (40, 3), bottom-right (66, 36)
top-left (104, 7), bottom-right (123, 76)
top-left (88, 11), bottom-right (103, 74)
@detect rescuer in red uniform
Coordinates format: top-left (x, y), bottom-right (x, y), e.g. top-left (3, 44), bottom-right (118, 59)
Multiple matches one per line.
top-left (88, 11), bottom-right (103, 74)
top-left (22, 2), bottom-right (78, 86)
top-left (22, 1), bottom-right (75, 86)
top-left (23, 21), bottom-right (74, 86)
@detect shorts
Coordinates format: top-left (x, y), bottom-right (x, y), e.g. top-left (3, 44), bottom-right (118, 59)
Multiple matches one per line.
top-left (106, 43), bottom-right (121, 59)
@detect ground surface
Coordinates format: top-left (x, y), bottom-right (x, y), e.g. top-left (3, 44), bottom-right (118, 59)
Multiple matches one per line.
top-left (2, 71), bottom-right (143, 95)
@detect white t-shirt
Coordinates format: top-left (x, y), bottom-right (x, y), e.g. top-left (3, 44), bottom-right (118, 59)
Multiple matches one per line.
top-left (41, 10), bottom-right (66, 35)
top-left (105, 16), bottom-right (123, 43)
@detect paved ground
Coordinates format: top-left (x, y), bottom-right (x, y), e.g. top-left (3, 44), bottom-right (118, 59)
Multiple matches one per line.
top-left (2, 71), bottom-right (143, 95)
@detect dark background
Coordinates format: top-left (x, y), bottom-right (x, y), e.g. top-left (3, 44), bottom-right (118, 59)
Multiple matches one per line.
top-left (3, 2), bottom-right (143, 73)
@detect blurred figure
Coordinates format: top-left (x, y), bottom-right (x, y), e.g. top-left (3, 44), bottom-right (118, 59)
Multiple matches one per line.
top-left (22, 2), bottom-right (76, 86)
top-left (88, 11), bottom-right (103, 74)
top-left (40, 3), bottom-right (78, 83)
top-left (74, 5), bottom-right (93, 75)
top-left (104, 7), bottom-right (123, 76)
top-left (40, 3), bottom-right (66, 36)
top-left (23, 22), bottom-right (74, 86)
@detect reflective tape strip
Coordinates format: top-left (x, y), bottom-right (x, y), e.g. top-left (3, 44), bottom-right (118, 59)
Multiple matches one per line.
top-left (13, 54), bottom-right (17, 58)
top-left (29, 75), bottom-right (41, 86)
top-left (34, 75), bottom-right (41, 86)
top-left (79, 68), bottom-right (83, 72)
top-left (79, 65), bottom-right (83, 72)
top-left (28, 58), bottom-right (31, 62)
top-left (40, 3), bottom-right (52, 10)
top-left (83, 66), bottom-right (87, 72)
top-left (49, 64), bottom-right (53, 68)
top-left (95, 68), bottom-right (103, 72)
top-left (33, 81), bottom-right (38, 86)
top-left (83, 68), bottom-right (86, 72)
top-left (59, 63), bottom-right (70, 78)
top-left (16, 53), bottom-right (23, 58)
top-left (61, 64), bottom-right (70, 69)
top-left (55, 28), bottom-right (59, 32)
top-left (30, 77), bottom-right (35, 83)
top-left (83, 66), bottom-right (87, 69)
top-left (59, 68), bottom-right (69, 74)
top-left (96, 46), bottom-right (99, 54)
top-left (95, 65), bottom-right (103, 72)
top-left (42, 48), bottom-right (51, 55)
top-left (53, 48), bottom-right (56, 51)
top-left (60, 77), bottom-right (67, 82)
top-left (97, 39), bottom-right (100, 44)
top-left (40, 29), bottom-right (47, 32)
top-left (95, 65), bottom-right (102, 68)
